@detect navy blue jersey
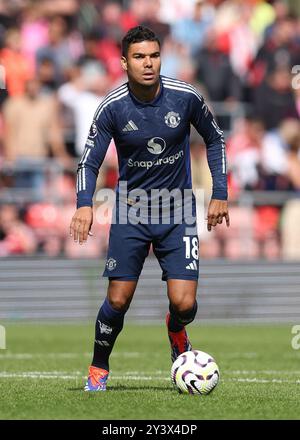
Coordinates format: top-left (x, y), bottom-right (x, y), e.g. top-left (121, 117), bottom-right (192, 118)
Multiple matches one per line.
top-left (76, 75), bottom-right (227, 209)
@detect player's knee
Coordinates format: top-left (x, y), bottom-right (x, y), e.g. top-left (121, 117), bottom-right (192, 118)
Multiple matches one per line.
top-left (170, 300), bottom-right (198, 326)
top-left (170, 295), bottom-right (196, 315)
top-left (107, 280), bottom-right (135, 312)
top-left (108, 296), bottom-right (130, 312)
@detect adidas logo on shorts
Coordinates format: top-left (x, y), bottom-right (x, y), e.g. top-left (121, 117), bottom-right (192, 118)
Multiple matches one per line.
top-left (186, 260), bottom-right (198, 270)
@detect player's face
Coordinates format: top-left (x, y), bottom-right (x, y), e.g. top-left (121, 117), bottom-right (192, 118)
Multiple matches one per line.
top-left (121, 40), bottom-right (161, 87)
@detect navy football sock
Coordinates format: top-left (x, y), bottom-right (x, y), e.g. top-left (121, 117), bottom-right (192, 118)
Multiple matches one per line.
top-left (168, 312), bottom-right (184, 332)
top-left (168, 301), bottom-right (198, 332)
top-left (91, 297), bottom-right (126, 371)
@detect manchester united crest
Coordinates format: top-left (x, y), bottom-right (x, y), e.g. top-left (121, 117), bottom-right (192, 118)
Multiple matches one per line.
top-left (106, 257), bottom-right (117, 271)
top-left (164, 111), bottom-right (181, 128)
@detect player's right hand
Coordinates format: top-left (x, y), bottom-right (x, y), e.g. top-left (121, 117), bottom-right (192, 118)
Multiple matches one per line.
top-left (69, 207), bottom-right (93, 245)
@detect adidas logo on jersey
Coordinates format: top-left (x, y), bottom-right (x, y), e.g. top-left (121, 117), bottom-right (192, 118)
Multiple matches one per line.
top-left (122, 120), bottom-right (139, 131)
top-left (186, 260), bottom-right (198, 270)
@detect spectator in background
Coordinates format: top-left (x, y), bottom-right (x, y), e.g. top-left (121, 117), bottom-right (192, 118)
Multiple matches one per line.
top-left (3, 78), bottom-right (69, 162)
top-left (140, 0), bottom-right (170, 44)
top-left (264, 0), bottom-right (290, 40)
top-left (56, 32), bottom-right (105, 153)
top-left (171, 0), bottom-right (213, 57)
top-left (254, 66), bottom-right (299, 130)
top-left (227, 115), bottom-right (265, 194)
top-left (228, 115), bottom-right (300, 194)
top-left (2, 78), bottom-right (71, 197)
top-left (58, 59), bottom-right (118, 189)
top-left (36, 15), bottom-right (83, 85)
top-left (77, 0), bottom-right (137, 36)
top-left (20, 2), bottom-right (49, 70)
top-left (98, 1), bottom-right (129, 41)
top-left (36, 57), bottom-right (59, 94)
top-left (0, 204), bottom-right (37, 256)
top-left (77, 0), bottom-right (99, 35)
top-left (77, 31), bottom-right (102, 66)
top-left (120, 0), bottom-right (141, 32)
top-left (160, 36), bottom-right (193, 80)
top-left (195, 28), bottom-right (241, 103)
top-left (249, 0), bottom-right (275, 37)
top-left (84, 3), bottom-right (128, 82)
top-left (58, 60), bottom-right (110, 156)
top-left (228, 2), bottom-right (258, 87)
top-left (262, 119), bottom-right (300, 190)
top-left (269, 15), bottom-right (299, 68)
top-left (158, 0), bottom-right (203, 25)
top-left (0, 27), bottom-right (34, 96)
top-left (249, 15), bottom-right (300, 89)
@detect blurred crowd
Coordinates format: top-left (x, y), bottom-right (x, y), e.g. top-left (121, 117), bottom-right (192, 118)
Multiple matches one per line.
top-left (0, 0), bottom-right (300, 259)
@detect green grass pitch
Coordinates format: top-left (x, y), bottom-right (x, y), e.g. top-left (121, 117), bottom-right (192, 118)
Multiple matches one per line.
top-left (0, 323), bottom-right (299, 420)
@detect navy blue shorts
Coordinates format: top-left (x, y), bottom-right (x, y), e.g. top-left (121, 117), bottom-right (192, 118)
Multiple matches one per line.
top-left (102, 211), bottom-right (199, 282)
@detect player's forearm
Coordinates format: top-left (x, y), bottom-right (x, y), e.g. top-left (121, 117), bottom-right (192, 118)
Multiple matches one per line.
top-left (76, 164), bottom-right (98, 208)
top-left (190, 94), bottom-right (228, 200)
top-left (206, 140), bottom-right (228, 200)
top-left (210, 173), bottom-right (228, 200)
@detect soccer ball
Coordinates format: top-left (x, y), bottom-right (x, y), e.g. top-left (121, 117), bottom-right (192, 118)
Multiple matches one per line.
top-left (171, 350), bottom-right (220, 395)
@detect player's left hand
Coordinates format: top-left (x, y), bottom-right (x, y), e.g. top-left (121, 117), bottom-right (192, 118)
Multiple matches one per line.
top-left (206, 199), bottom-right (230, 232)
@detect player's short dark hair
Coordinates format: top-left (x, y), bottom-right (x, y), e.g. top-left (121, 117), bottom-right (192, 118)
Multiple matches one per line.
top-left (121, 25), bottom-right (160, 57)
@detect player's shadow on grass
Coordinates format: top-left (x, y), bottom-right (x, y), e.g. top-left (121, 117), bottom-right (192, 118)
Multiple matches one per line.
top-left (68, 385), bottom-right (173, 392)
